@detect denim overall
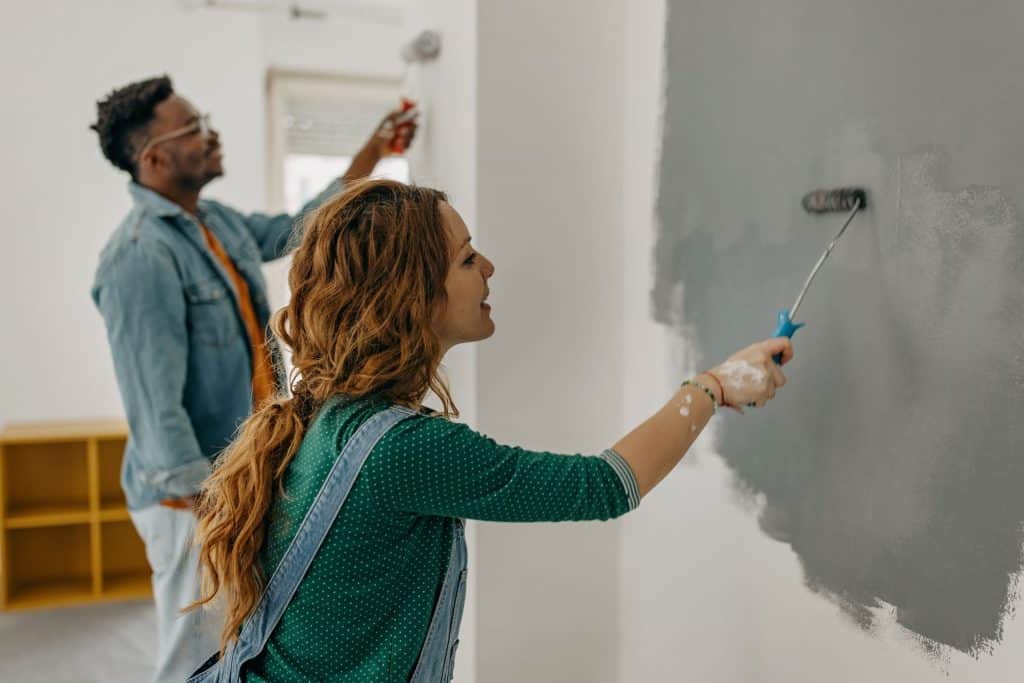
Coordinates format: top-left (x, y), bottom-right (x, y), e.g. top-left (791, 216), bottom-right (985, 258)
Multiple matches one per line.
top-left (188, 405), bottom-right (469, 682)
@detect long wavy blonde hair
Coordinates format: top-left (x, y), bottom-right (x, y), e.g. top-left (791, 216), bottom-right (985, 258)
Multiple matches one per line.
top-left (189, 178), bottom-right (456, 650)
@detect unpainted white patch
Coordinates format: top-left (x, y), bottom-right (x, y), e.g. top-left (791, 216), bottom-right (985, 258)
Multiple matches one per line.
top-left (680, 406), bottom-right (691, 417)
top-left (685, 394), bottom-right (693, 404)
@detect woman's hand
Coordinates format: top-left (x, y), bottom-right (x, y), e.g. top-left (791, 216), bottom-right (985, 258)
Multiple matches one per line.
top-left (701, 338), bottom-right (794, 413)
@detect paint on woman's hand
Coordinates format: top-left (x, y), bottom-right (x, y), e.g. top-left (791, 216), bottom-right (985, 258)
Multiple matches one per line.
top-left (715, 359), bottom-right (767, 390)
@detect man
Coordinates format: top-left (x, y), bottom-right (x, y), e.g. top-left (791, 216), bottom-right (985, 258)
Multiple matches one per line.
top-left (90, 75), bottom-right (416, 682)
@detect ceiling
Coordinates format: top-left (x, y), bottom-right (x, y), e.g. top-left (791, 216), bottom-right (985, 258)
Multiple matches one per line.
top-left (177, 0), bottom-right (408, 25)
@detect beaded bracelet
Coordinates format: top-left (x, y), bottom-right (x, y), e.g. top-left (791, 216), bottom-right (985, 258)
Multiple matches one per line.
top-left (680, 379), bottom-right (718, 414)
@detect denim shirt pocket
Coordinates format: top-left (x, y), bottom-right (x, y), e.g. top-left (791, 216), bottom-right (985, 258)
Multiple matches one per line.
top-left (185, 278), bottom-right (235, 346)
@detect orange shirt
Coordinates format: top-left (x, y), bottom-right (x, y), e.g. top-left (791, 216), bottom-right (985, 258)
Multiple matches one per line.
top-left (199, 224), bottom-right (276, 409)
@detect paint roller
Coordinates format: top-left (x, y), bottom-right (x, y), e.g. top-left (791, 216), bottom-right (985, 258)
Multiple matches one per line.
top-left (387, 30), bottom-right (443, 154)
top-left (771, 187), bottom-right (868, 363)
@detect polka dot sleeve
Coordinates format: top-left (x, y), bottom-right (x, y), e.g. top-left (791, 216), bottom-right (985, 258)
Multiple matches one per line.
top-left (362, 416), bottom-right (640, 522)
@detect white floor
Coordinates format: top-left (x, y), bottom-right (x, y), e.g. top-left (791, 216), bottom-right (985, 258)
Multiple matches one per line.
top-left (0, 599), bottom-right (155, 682)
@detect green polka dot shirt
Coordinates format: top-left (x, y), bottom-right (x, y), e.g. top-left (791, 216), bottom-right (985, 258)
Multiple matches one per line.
top-left (243, 397), bottom-right (640, 682)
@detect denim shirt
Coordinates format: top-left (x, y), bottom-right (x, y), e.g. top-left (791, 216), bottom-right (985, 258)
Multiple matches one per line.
top-left (92, 180), bottom-right (341, 510)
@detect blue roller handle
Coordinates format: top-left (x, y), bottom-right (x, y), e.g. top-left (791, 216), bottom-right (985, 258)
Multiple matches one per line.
top-left (771, 309), bottom-right (805, 364)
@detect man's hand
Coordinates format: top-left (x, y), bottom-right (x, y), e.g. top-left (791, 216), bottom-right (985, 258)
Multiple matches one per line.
top-left (343, 107), bottom-right (420, 184)
top-left (159, 496), bottom-right (197, 511)
top-left (369, 107), bottom-right (419, 158)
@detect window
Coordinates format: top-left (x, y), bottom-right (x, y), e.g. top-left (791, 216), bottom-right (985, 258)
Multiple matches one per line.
top-left (267, 70), bottom-right (409, 212)
top-left (265, 71), bottom-right (409, 381)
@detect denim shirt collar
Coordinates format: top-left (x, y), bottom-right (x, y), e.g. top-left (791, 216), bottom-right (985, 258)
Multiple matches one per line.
top-left (128, 182), bottom-right (194, 219)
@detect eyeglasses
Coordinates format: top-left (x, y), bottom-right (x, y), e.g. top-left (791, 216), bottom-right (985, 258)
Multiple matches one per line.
top-left (136, 114), bottom-right (213, 159)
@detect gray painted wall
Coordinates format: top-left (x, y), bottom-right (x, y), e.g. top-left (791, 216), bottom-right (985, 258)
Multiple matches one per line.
top-left (655, 0), bottom-right (1024, 659)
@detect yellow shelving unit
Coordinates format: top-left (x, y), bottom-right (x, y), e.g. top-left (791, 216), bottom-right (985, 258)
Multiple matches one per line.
top-left (0, 419), bottom-right (152, 611)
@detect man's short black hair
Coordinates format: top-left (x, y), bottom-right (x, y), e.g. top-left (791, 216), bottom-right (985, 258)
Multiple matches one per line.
top-left (91, 75), bottom-right (174, 179)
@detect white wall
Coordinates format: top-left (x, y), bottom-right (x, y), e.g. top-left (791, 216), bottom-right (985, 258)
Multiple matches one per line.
top-left (474, 2), bottom-right (627, 681)
top-left (0, 0), bottom-right (404, 426)
top-left (261, 6), bottom-right (403, 78)
top-left (401, 3), bottom-right (478, 680)
top-left (403, 0), bottom-right (477, 430)
top-left (404, 4), bottom-right (633, 679)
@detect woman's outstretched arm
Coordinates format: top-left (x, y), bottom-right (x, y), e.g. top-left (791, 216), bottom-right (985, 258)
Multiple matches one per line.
top-left (614, 337), bottom-right (794, 497)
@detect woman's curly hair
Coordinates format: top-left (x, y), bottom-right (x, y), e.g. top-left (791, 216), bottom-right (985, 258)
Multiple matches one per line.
top-left (189, 178), bottom-right (455, 651)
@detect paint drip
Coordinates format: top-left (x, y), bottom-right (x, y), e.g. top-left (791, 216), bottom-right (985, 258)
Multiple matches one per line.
top-left (680, 386), bottom-right (695, 417)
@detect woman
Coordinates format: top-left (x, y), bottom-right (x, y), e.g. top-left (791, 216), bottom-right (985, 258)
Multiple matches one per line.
top-left (190, 179), bottom-right (793, 682)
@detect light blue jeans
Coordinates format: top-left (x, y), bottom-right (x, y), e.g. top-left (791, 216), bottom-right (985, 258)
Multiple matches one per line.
top-left (130, 505), bottom-right (221, 683)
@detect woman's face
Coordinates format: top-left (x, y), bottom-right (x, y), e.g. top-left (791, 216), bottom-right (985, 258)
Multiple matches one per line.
top-left (435, 201), bottom-right (495, 350)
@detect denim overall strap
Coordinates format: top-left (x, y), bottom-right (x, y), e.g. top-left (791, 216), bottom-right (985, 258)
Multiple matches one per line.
top-left (188, 404), bottom-right (416, 683)
top-left (409, 518), bottom-right (469, 682)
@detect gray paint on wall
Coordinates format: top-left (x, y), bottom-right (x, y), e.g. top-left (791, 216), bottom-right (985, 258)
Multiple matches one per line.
top-left (654, 0), bottom-right (1024, 655)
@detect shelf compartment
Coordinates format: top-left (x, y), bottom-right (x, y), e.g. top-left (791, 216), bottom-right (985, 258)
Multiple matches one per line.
top-left (97, 437), bottom-right (128, 511)
top-left (102, 573), bottom-right (151, 600)
top-left (100, 520), bottom-right (151, 601)
top-left (1, 441), bottom-right (90, 519)
top-left (4, 524), bottom-right (94, 610)
top-left (3, 577), bottom-right (95, 611)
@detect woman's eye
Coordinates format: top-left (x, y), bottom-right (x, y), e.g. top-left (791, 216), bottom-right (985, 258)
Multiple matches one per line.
top-left (464, 253), bottom-right (477, 266)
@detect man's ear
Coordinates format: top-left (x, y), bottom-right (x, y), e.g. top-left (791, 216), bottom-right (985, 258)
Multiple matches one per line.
top-left (135, 149), bottom-right (151, 176)
top-left (137, 146), bottom-right (167, 177)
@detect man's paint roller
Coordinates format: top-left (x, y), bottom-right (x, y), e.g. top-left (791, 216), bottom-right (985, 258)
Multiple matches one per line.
top-left (389, 30), bottom-right (443, 154)
top-left (389, 99), bottom-right (418, 154)
top-left (771, 187), bottom-right (868, 363)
